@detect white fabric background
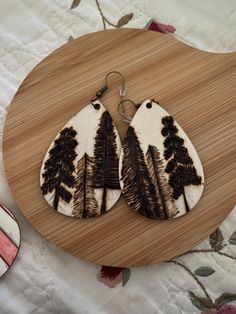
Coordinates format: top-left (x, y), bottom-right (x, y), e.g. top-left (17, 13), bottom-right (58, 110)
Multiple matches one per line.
top-left (0, 1), bottom-right (235, 313)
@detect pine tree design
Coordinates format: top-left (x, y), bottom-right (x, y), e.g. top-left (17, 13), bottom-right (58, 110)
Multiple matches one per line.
top-left (41, 127), bottom-right (78, 210)
top-left (161, 116), bottom-right (202, 212)
top-left (121, 126), bottom-right (163, 219)
top-left (146, 145), bottom-right (178, 219)
top-left (73, 153), bottom-right (98, 218)
top-left (92, 111), bottom-right (120, 214)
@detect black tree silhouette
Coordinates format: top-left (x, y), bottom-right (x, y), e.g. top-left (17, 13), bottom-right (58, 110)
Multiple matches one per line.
top-left (41, 127), bottom-right (78, 210)
top-left (92, 111), bottom-right (120, 214)
top-left (73, 153), bottom-right (98, 218)
top-left (146, 145), bottom-right (178, 219)
top-left (161, 116), bottom-right (202, 212)
top-left (121, 126), bottom-right (163, 219)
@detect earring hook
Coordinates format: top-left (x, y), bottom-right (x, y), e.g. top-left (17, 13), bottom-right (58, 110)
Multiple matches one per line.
top-left (105, 71), bottom-right (127, 97)
top-left (118, 99), bottom-right (141, 123)
top-left (92, 71), bottom-right (127, 102)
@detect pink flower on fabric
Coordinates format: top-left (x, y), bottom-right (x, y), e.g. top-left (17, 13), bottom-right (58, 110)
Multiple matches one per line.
top-left (147, 19), bottom-right (176, 34)
top-left (217, 304), bottom-right (236, 314)
top-left (201, 304), bottom-right (236, 314)
top-left (97, 266), bottom-right (125, 288)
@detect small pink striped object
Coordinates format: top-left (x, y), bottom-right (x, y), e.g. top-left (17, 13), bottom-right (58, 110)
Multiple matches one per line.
top-left (0, 202), bottom-right (20, 277)
top-left (145, 19), bottom-right (176, 34)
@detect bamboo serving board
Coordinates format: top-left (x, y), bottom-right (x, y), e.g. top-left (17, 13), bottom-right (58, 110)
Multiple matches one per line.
top-left (3, 29), bottom-right (236, 267)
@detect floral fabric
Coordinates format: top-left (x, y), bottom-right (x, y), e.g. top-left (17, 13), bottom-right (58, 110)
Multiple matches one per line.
top-left (0, 1), bottom-right (235, 313)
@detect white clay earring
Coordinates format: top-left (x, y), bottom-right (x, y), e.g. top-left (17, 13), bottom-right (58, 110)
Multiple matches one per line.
top-left (118, 98), bottom-right (204, 220)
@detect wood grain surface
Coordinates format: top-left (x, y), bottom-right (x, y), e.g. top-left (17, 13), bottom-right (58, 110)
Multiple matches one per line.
top-left (3, 29), bottom-right (236, 267)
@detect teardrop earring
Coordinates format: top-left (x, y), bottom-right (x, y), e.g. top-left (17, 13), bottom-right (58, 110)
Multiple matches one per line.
top-left (118, 98), bottom-right (204, 220)
top-left (40, 71), bottom-right (126, 218)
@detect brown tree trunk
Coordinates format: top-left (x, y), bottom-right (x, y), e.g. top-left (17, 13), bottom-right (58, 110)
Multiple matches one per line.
top-left (183, 189), bottom-right (190, 212)
top-left (100, 188), bottom-right (107, 214)
top-left (53, 184), bottom-right (60, 210)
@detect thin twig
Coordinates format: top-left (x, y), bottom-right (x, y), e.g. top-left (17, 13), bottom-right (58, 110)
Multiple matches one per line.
top-left (180, 249), bottom-right (236, 261)
top-left (165, 260), bottom-right (212, 301)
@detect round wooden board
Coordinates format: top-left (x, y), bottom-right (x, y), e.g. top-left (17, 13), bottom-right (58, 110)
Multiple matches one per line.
top-left (3, 29), bottom-right (236, 267)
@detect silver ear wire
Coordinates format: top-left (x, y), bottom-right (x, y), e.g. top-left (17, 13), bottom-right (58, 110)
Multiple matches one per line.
top-left (92, 71), bottom-right (127, 103)
top-left (106, 71), bottom-right (127, 98)
top-left (118, 99), bottom-right (141, 123)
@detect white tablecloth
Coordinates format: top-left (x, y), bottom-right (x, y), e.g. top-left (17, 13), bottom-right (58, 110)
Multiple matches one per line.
top-left (0, 1), bottom-right (235, 313)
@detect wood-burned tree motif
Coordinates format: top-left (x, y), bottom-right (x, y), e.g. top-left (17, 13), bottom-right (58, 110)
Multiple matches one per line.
top-left (146, 145), bottom-right (178, 219)
top-left (161, 116), bottom-right (202, 212)
top-left (92, 111), bottom-right (120, 214)
top-left (41, 127), bottom-right (78, 210)
top-left (121, 126), bottom-right (162, 219)
top-left (73, 153), bottom-right (98, 218)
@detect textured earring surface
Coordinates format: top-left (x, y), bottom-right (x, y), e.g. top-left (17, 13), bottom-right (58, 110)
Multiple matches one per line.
top-left (119, 99), bottom-right (204, 219)
top-left (0, 202), bottom-right (20, 277)
top-left (40, 100), bottom-right (121, 218)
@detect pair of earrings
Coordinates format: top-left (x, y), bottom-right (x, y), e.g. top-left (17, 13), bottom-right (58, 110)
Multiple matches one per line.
top-left (40, 71), bottom-right (204, 220)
